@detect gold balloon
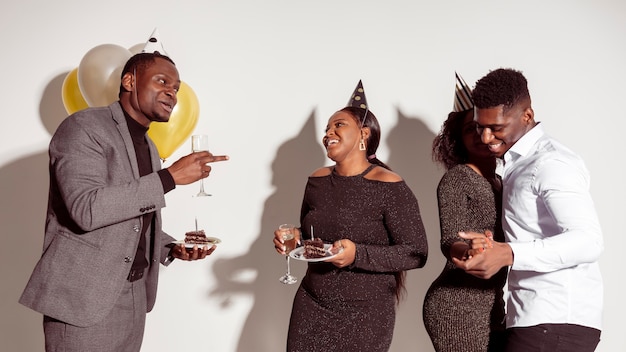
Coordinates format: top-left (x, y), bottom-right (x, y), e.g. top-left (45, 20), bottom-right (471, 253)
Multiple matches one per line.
top-left (148, 81), bottom-right (200, 160)
top-left (61, 68), bottom-right (89, 115)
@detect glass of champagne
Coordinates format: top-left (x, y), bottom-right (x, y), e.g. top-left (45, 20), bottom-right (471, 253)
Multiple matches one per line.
top-left (191, 134), bottom-right (211, 197)
top-left (278, 224), bottom-right (297, 284)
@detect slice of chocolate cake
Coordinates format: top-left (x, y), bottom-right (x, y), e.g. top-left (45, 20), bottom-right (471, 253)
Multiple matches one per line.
top-left (303, 237), bottom-right (326, 259)
top-left (184, 230), bottom-right (210, 245)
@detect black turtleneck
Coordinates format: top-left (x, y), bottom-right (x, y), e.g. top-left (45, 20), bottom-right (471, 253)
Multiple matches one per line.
top-left (123, 111), bottom-right (175, 272)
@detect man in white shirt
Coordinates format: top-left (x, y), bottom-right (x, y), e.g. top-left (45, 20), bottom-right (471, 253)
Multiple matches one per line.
top-left (452, 68), bottom-right (603, 352)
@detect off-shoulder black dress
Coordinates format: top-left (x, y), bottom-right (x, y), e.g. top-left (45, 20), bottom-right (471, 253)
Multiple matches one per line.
top-left (287, 165), bottom-right (428, 352)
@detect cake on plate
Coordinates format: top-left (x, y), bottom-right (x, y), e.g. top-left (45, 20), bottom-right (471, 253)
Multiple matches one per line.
top-left (184, 230), bottom-right (211, 245)
top-left (303, 237), bottom-right (326, 259)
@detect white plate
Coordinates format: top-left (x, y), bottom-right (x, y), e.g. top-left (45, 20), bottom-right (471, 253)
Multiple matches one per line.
top-left (289, 244), bottom-right (341, 262)
top-left (172, 238), bottom-right (221, 249)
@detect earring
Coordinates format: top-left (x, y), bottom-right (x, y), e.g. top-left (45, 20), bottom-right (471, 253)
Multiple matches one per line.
top-left (359, 138), bottom-right (366, 151)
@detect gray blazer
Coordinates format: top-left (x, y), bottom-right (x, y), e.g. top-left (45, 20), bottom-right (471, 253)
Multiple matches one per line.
top-left (20, 102), bottom-right (175, 327)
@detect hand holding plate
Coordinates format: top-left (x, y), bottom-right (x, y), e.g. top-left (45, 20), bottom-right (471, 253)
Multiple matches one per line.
top-left (325, 239), bottom-right (355, 268)
top-left (171, 243), bottom-right (216, 261)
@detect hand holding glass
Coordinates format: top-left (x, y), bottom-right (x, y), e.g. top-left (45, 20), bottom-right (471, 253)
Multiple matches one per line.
top-left (278, 224), bottom-right (298, 284)
top-left (191, 134), bottom-right (211, 197)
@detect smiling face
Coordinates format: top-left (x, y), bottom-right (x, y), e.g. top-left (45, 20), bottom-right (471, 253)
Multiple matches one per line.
top-left (122, 56), bottom-right (180, 127)
top-left (474, 103), bottom-right (535, 158)
top-left (460, 110), bottom-right (491, 161)
top-left (323, 110), bottom-right (368, 163)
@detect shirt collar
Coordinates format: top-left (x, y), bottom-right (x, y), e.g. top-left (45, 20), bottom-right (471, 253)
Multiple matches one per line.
top-left (504, 122), bottom-right (544, 164)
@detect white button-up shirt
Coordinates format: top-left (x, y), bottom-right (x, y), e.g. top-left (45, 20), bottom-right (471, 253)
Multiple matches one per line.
top-left (500, 123), bottom-right (603, 330)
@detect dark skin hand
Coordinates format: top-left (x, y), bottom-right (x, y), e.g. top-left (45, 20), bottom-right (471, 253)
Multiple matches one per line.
top-left (167, 151), bottom-right (229, 185)
top-left (327, 239), bottom-right (355, 268)
top-left (465, 230), bottom-right (494, 259)
top-left (165, 151), bottom-right (227, 261)
top-left (170, 243), bottom-right (217, 261)
top-left (273, 227), bottom-right (301, 255)
top-left (451, 230), bottom-right (513, 279)
top-left (273, 228), bottom-right (355, 268)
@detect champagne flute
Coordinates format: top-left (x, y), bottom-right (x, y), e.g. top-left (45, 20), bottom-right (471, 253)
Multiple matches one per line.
top-left (191, 134), bottom-right (211, 197)
top-left (278, 224), bottom-right (297, 284)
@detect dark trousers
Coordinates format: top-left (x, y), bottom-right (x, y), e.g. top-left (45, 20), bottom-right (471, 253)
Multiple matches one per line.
top-left (505, 324), bottom-right (601, 352)
top-left (43, 278), bottom-right (147, 352)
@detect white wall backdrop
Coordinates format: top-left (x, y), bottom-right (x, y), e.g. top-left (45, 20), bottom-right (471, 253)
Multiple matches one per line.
top-left (1, 1), bottom-right (624, 351)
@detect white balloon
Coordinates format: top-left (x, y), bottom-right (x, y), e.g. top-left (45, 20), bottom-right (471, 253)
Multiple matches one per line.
top-left (128, 43), bottom-right (144, 55)
top-left (78, 44), bottom-right (132, 107)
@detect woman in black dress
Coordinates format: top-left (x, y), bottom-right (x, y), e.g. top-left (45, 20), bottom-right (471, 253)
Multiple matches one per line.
top-left (273, 81), bottom-right (428, 352)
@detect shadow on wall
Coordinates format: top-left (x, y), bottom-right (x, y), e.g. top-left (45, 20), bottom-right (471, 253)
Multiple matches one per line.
top-left (386, 108), bottom-right (444, 351)
top-left (0, 72), bottom-right (69, 351)
top-left (210, 109), bottom-right (324, 352)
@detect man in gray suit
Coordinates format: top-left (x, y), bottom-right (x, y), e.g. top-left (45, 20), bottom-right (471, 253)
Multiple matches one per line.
top-left (19, 52), bottom-right (228, 351)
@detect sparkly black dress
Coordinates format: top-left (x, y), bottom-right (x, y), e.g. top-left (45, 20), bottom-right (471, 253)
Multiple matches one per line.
top-left (287, 165), bottom-right (428, 352)
top-left (422, 164), bottom-right (508, 352)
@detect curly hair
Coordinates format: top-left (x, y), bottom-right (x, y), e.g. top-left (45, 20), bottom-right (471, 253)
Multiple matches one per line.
top-left (472, 68), bottom-right (530, 113)
top-left (432, 109), bottom-right (472, 170)
top-left (118, 52), bottom-right (176, 96)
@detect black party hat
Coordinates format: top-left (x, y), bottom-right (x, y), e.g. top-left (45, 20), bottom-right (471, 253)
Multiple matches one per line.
top-left (347, 80), bottom-right (368, 110)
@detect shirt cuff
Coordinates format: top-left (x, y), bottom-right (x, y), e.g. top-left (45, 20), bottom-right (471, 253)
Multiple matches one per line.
top-left (164, 255), bottom-right (175, 266)
top-left (508, 241), bottom-right (535, 270)
top-left (158, 169), bottom-right (176, 194)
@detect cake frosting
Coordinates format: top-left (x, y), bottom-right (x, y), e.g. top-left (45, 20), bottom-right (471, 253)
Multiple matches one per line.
top-left (184, 230), bottom-right (210, 245)
top-left (303, 237), bottom-right (326, 259)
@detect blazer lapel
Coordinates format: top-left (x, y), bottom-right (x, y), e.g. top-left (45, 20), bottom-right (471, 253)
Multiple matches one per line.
top-left (110, 102), bottom-right (140, 178)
